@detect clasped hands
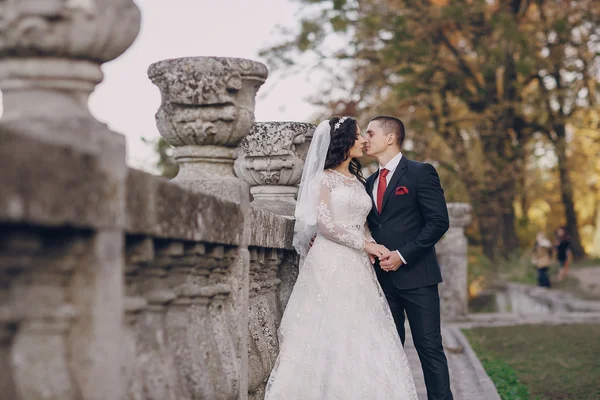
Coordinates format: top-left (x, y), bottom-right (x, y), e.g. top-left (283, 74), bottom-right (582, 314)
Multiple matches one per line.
top-left (364, 242), bottom-right (403, 272)
top-left (308, 236), bottom-right (403, 272)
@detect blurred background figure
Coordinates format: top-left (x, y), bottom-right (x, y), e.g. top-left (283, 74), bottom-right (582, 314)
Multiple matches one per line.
top-left (532, 232), bottom-right (553, 288)
top-left (555, 227), bottom-right (571, 282)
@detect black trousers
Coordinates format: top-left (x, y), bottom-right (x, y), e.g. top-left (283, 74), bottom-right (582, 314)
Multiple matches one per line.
top-left (537, 267), bottom-right (551, 288)
top-left (380, 279), bottom-right (453, 400)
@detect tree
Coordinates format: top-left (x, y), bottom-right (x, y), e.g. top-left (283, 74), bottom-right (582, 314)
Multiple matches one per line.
top-left (143, 137), bottom-right (179, 179)
top-left (261, 0), bottom-right (600, 260)
top-left (521, 0), bottom-right (600, 259)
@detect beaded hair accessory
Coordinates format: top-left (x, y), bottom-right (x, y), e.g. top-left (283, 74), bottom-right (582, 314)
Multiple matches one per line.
top-left (334, 117), bottom-right (348, 131)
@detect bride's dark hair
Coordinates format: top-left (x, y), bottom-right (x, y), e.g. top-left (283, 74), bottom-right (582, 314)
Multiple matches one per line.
top-left (324, 117), bottom-right (365, 184)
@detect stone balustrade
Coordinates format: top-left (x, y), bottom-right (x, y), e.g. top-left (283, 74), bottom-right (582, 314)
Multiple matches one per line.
top-left (0, 1), bottom-right (471, 399)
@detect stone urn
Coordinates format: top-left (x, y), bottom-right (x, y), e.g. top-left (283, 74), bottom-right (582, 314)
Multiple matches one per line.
top-left (0, 0), bottom-right (141, 123)
top-left (234, 122), bottom-right (315, 216)
top-left (148, 57), bottom-right (268, 202)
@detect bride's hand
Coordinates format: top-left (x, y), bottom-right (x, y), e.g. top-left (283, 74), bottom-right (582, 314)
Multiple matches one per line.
top-left (365, 242), bottom-right (389, 260)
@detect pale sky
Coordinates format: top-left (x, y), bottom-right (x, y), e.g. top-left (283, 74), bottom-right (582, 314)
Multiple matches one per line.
top-left (88, 0), bottom-right (318, 171)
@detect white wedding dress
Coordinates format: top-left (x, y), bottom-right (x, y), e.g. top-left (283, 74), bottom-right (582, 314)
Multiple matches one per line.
top-left (265, 170), bottom-right (418, 400)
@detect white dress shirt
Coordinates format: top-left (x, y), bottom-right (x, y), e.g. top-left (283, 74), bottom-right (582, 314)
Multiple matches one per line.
top-left (371, 151), bottom-right (407, 264)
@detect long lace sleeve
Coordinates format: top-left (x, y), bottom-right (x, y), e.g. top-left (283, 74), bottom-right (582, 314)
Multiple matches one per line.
top-left (317, 176), bottom-right (366, 250)
top-left (364, 223), bottom-right (375, 243)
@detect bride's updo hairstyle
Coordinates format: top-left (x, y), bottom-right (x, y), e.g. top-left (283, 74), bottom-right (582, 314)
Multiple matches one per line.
top-left (324, 116), bottom-right (366, 184)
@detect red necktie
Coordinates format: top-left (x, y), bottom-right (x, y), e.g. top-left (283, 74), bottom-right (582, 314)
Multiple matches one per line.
top-left (377, 168), bottom-right (389, 213)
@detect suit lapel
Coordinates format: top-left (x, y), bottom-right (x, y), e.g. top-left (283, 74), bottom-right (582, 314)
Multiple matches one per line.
top-left (366, 170), bottom-right (378, 201)
top-left (366, 170), bottom-right (379, 219)
top-left (381, 156), bottom-right (408, 214)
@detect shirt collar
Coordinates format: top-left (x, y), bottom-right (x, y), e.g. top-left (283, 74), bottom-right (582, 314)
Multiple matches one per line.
top-left (379, 151), bottom-right (403, 174)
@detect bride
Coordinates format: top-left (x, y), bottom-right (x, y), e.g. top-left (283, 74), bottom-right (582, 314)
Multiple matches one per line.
top-left (264, 117), bottom-right (418, 399)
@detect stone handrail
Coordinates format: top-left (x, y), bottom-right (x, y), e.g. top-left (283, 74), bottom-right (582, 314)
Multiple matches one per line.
top-left (0, 2), bottom-right (471, 398)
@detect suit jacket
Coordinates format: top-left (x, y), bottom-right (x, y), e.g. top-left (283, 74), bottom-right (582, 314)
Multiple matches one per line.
top-left (366, 156), bottom-right (449, 290)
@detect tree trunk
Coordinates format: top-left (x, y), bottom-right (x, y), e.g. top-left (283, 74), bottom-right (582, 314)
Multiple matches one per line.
top-left (554, 124), bottom-right (586, 260)
top-left (499, 170), bottom-right (521, 253)
top-left (502, 206), bottom-right (521, 252)
top-left (470, 190), bottom-right (504, 262)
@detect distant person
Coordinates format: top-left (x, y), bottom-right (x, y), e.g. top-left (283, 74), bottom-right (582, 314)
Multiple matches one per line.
top-left (532, 232), bottom-right (553, 288)
top-left (555, 227), bottom-right (571, 282)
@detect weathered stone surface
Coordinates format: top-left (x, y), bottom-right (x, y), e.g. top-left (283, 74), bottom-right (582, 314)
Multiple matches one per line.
top-left (235, 122), bottom-right (312, 185)
top-left (276, 252), bottom-right (300, 314)
top-left (248, 248), bottom-right (284, 397)
top-left (149, 57), bottom-right (268, 196)
top-left (437, 203), bottom-right (472, 321)
top-left (126, 168), bottom-right (244, 245)
top-left (248, 207), bottom-right (295, 250)
top-left (149, 56), bottom-right (271, 400)
top-left (0, 0), bottom-right (141, 63)
top-left (0, 126), bottom-right (126, 229)
top-left (456, 311), bottom-right (600, 328)
top-left (498, 282), bottom-right (600, 313)
top-left (0, 0), bottom-right (136, 398)
top-left (235, 122), bottom-right (315, 216)
top-left (0, 228), bottom-right (81, 400)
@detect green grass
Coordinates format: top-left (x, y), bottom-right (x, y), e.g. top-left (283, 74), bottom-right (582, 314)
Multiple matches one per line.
top-left (475, 356), bottom-right (532, 399)
top-left (464, 324), bottom-right (600, 400)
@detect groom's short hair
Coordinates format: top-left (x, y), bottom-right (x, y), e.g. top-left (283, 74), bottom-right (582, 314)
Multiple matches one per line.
top-left (371, 116), bottom-right (405, 148)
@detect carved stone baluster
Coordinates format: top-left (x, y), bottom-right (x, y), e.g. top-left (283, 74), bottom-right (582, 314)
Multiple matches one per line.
top-left (0, 321), bottom-right (17, 399)
top-left (205, 245), bottom-right (239, 400)
top-left (262, 248), bottom-right (283, 362)
top-left (124, 237), bottom-right (153, 400)
top-left (162, 241), bottom-right (212, 400)
top-left (140, 241), bottom-right (185, 400)
top-left (248, 248), bottom-right (268, 398)
top-left (185, 243), bottom-right (223, 400)
top-left (128, 238), bottom-right (181, 400)
top-left (11, 304), bottom-right (77, 400)
top-left (1, 230), bottom-right (84, 400)
top-left (0, 265), bottom-right (17, 398)
top-left (277, 251), bottom-right (300, 315)
top-left (248, 247), bottom-right (285, 399)
top-left (123, 296), bottom-right (147, 400)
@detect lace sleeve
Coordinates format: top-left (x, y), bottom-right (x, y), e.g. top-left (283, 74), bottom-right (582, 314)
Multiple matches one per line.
top-left (364, 223), bottom-right (375, 243)
top-left (317, 176), bottom-right (366, 250)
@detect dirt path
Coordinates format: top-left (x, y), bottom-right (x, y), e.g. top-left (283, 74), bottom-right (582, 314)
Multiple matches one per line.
top-left (569, 266), bottom-right (600, 296)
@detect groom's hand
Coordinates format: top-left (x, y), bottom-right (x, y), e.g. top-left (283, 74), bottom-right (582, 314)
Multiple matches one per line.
top-left (379, 251), bottom-right (403, 272)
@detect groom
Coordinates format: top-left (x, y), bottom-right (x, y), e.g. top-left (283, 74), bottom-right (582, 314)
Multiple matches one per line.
top-left (365, 116), bottom-right (453, 400)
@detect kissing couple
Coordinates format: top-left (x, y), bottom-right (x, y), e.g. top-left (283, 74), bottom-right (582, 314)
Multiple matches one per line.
top-left (265, 116), bottom-right (453, 400)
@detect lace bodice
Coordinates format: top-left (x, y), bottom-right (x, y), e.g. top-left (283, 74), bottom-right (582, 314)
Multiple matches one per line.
top-left (317, 170), bottom-right (374, 250)
top-left (265, 169), bottom-right (418, 400)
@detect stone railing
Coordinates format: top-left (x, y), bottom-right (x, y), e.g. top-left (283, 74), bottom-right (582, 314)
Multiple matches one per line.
top-left (0, 1), bottom-right (471, 399)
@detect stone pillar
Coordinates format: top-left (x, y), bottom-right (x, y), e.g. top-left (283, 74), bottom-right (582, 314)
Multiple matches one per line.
top-left (437, 203), bottom-right (472, 320)
top-left (149, 56), bottom-right (268, 400)
top-left (0, 1), bottom-right (141, 399)
top-left (235, 122), bottom-right (316, 216)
